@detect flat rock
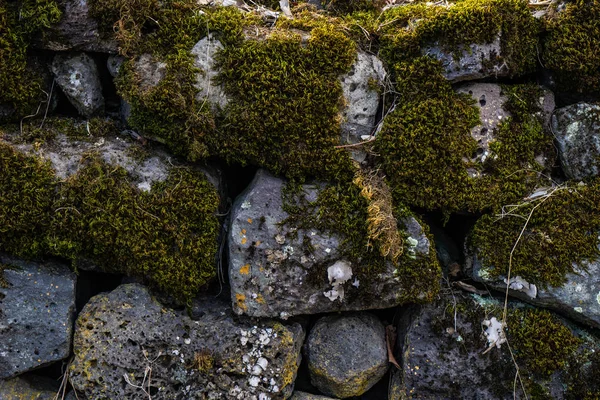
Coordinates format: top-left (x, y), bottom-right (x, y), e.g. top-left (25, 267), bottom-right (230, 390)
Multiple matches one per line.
top-left (0, 255), bottom-right (76, 379)
top-left (228, 170), bottom-right (437, 318)
top-left (0, 375), bottom-right (59, 399)
top-left (552, 102), bottom-right (600, 180)
top-left (52, 52), bottom-right (105, 117)
top-left (191, 36), bottom-right (229, 110)
top-left (70, 284), bottom-right (304, 399)
top-left (306, 313), bottom-right (388, 398)
top-left (33, 0), bottom-right (118, 53)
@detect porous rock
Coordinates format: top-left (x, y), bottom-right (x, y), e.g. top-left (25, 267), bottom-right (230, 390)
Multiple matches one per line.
top-left (191, 35), bottom-right (229, 110)
top-left (0, 375), bottom-right (60, 399)
top-left (305, 313), bottom-right (388, 398)
top-left (290, 391), bottom-right (336, 400)
top-left (51, 52), bottom-right (105, 117)
top-left (33, 0), bottom-right (118, 53)
top-left (552, 102), bottom-right (600, 180)
top-left (228, 169), bottom-right (435, 318)
top-left (69, 284), bottom-right (304, 399)
top-left (0, 255), bottom-right (76, 379)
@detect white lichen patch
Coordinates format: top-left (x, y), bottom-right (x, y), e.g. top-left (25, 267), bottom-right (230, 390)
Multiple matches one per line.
top-left (504, 276), bottom-right (537, 298)
top-left (482, 317), bottom-right (506, 350)
top-left (323, 260), bottom-right (352, 302)
top-left (406, 236), bottom-right (419, 259)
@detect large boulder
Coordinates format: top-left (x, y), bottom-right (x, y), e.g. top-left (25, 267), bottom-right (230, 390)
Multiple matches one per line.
top-left (290, 392), bottom-right (336, 400)
top-left (51, 53), bottom-right (105, 117)
top-left (305, 313), bottom-right (388, 398)
top-left (552, 103), bottom-right (600, 180)
top-left (69, 284), bottom-right (305, 399)
top-left (0, 255), bottom-right (76, 379)
top-left (228, 169), bottom-right (439, 318)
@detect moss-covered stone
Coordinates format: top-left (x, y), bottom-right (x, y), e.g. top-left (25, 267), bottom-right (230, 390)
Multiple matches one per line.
top-left (543, 0), bottom-right (600, 93)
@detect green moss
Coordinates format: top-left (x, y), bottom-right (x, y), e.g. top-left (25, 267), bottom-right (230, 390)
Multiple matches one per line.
top-left (0, 141), bottom-right (55, 257)
top-left (508, 308), bottom-right (581, 377)
top-left (12, 116), bottom-right (120, 143)
top-left (46, 154), bottom-right (219, 305)
top-left (0, 0), bottom-right (62, 120)
top-left (472, 179), bottom-right (600, 287)
top-left (543, 0), bottom-right (600, 93)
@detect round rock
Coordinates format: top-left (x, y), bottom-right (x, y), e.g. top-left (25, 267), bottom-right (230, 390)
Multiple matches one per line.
top-left (306, 312), bottom-right (388, 398)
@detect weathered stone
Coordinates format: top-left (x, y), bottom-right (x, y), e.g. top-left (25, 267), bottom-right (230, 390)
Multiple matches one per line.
top-left (228, 169), bottom-right (437, 318)
top-left (290, 391), bottom-right (336, 400)
top-left (33, 0), bottom-right (118, 53)
top-left (339, 51), bottom-right (385, 162)
top-left (70, 284), bottom-right (304, 399)
top-left (191, 36), bottom-right (229, 110)
top-left (0, 255), bottom-right (76, 379)
top-left (552, 102), bottom-right (600, 180)
top-left (0, 375), bottom-right (59, 399)
top-left (107, 55), bottom-right (125, 78)
top-left (133, 54), bottom-right (167, 93)
top-left (389, 293), bottom-right (600, 399)
top-left (469, 252), bottom-right (600, 329)
top-left (306, 313), bottom-right (388, 398)
top-left (52, 53), bottom-right (104, 117)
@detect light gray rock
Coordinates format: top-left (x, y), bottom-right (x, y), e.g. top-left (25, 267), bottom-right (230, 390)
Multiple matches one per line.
top-left (191, 36), bottom-right (229, 110)
top-left (69, 284), bottom-right (304, 399)
top-left (469, 252), bottom-right (600, 329)
top-left (306, 313), bottom-right (388, 398)
top-left (552, 103), bottom-right (600, 180)
top-left (228, 169), bottom-right (437, 318)
top-left (52, 52), bottom-right (104, 117)
top-left (339, 51), bottom-right (386, 162)
top-left (0, 375), bottom-right (59, 399)
top-left (33, 0), bottom-right (118, 53)
top-left (133, 54), bottom-right (167, 92)
top-left (0, 255), bottom-right (76, 379)
top-left (290, 391), bottom-right (337, 400)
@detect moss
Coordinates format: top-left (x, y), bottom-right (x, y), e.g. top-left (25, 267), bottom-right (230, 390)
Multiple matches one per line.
top-left (0, 0), bottom-right (62, 120)
top-left (507, 308), bottom-right (581, 377)
top-left (191, 349), bottom-right (214, 373)
top-left (12, 116), bottom-right (120, 143)
top-left (46, 153), bottom-right (220, 305)
top-left (542, 0), bottom-right (600, 93)
top-left (472, 179), bottom-right (600, 287)
top-left (566, 348), bottom-right (600, 399)
top-left (0, 141), bottom-right (55, 257)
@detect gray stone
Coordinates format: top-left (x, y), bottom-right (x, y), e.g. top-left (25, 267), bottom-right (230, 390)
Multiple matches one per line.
top-left (306, 313), bottom-right (388, 398)
top-left (133, 54), bottom-right (167, 92)
top-left (0, 375), bottom-right (59, 399)
top-left (469, 252), bottom-right (600, 329)
top-left (339, 51), bottom-right (386, 162)
top-left (52, 53), bottom-right (105, 117)
top-left (0, 255), bottom-right (76, 379)
top-left (290, 391), bottom-right (336, 400)
top-left (69, 284), bottom-right (304, 399)
top-left (191, 36), bottom-right (229, 110)
top-left (33, 0), bottom-right (118, 53)
top-left (107, 55), bottom-right (125, 78)
top-left (552, 103), bottom-right (600, 180)
top-left (424, 36), bottom-right (505, 82)
top-left (228, 169), bottom-right (437, 318)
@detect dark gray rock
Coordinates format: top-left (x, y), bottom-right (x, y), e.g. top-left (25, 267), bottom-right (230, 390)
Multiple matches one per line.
top-left (52, 53), bottom-right (105, 117)
top-left (70, 284), bottom-right (304, 399)
top-left (306, 313), bottom-right (388, 398)
top-left (228, 170), bottom-right (438, 318)
top-left (33, 0), bottom-right (118, 53)
top-left (0, 255), bottom-right (76, 379)
top-left (0, 375), bottom-right (59, 399)
top-left (552, 103), bottom-right (600, 180)
top-left (107, 55), bottom-right (125, 78)
top-left (290, 391), bottom-right (336, 400)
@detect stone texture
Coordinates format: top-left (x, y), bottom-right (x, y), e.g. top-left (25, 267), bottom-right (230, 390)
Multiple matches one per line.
top-left (469, 252), bottom-right (600, 329)
top-left (52, 52), bottom-right (104, 117)
top-left (33, 0), bottom-right (118, 53)
top-left (228, 169), bottom-right (437, 318)
top-left (107, 55), bottom-right (125, 78)
top-left (0, 255), bottom-right (76, 379)
top-left (70, 284), bottom-right (304, 399)
top-left (290, 391), bottom-right (336, 400)
top-left (191, 36), bottom-right (229, 110)
top-left (133, 54), bottom-right (167, 92)
top-left (552, 102), bottom-right (600, 180)
top-left (339, 51), bottom-right (386, 162)
top-left (306, 313), bottom-right (388, 398)
top-left (0, 375), bottom-right (59, 399)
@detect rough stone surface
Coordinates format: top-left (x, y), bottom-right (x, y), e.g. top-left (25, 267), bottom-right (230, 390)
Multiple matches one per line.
top-left (0, 255), bottom-right (76, 379)
top-left (228, 169), bottom-right (436, 318)
top-left (469, 252), bottom-right (600, 329)
top-left (107, 55), bottom-right (125, 78)
top-left (552, 102), bottom-right (600, 180)
top-left (191, 36), bottom-right (229, 110)
top-left (52, 52), bottom-right (105, 117)
top-left (290, 391), bottom-right (336, 400)
top-left (339, 51), bottom-right (385, 162)
top-left (133, 54), bottom-right (168, 92)
top-left (0, 375), bottom-right (59, 399)
top-left (70, 284), bottom-right (304, 399)
top-left (32, 0), bottom-right (118, 53)
top-left (306, 313), bottom-right (388, 398)
top-left (424, 36), bottom-right (507, 83)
